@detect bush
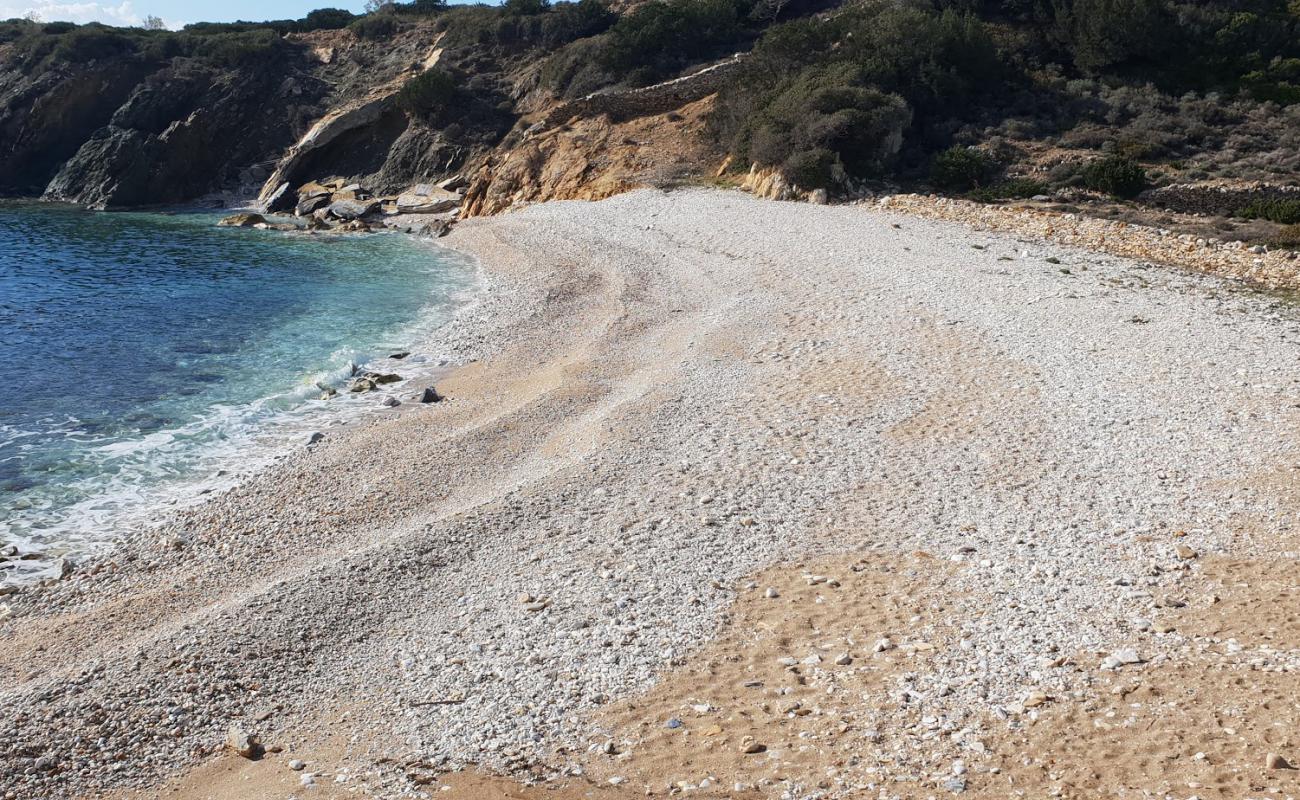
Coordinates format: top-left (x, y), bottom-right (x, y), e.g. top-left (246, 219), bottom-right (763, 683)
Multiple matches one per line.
top-left (191, 28), bottom-right (283, 67)
top-left (732, 64), bottom-right (912, 188)
top-left (1238, 198), bottom-right (1300, 224)
top-left (1273, 223), bottom-right (1300, 249)
top-left (781, 148), bottom-right (838, 189)
top-left (439, 0), bottom-right (613, 53)
top-left (302, 9), bottom-right (358, 30)
top-left (969, 177), bottom-right (1047, 202)
top-left (394, 0), bottom-right (448, 12)
top-left (600, 0), bottom-right (746, 83)
top-left (1066, 0), bottom-right (1168, 74)
top-left (50, 26), bottom-right (138, 62)
top-left (930, 146), bottom-right (997, 190)
top-left (349, 14), bottom-right (399, 38)
top-left (396, 68), bottom-right (457, 120)
top-left (503, 0), bottom-right (551, 15)
top-left (1082, 155), bottom-right (1147, 197)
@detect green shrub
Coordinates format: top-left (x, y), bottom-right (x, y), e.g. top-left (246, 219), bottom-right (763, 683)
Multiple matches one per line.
top-left (439, 0), bottom-right (613, 53)
top-left (396, 68), bottom-right (457, 120)
top-left (1272, 223), bottom-right (1300, 249)
top-left (50, 26), bottom-right (138, 62)
top-left (969, 177), bottom-right (1047, 202)
top-left (191, 28), bottom-right (283, 67)
top-left (600, 0), bottom-right (746, 83)
top-left (349, 14), bottom-right (399, 39)
top-left (734, 64), bottom-right (912, 189)
top-left (302, 9), bottom-right (358, 29)
top-left (1082, 155), bottom-right (1146, 198)
top-left (781, 148), bottom-right (838, 189)
top-left (394, 0), bottom-right (448, 13)
top-left (503, 0), bottom-right (551, 15)
top-left (1066, 0), bottom-right (1168, 73)
top-left (1238, 198), bottom-right (1300, 224)
top-left (930, 146), bottom-right (997, 190)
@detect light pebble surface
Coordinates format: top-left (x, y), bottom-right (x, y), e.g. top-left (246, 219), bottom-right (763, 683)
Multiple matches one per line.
top-left (3, 187), bottom-right (1300, 798)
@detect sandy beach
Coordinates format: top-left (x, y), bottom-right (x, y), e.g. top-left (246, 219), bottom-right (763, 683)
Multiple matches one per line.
top-left (5, 187), bottom-right (1300, 799)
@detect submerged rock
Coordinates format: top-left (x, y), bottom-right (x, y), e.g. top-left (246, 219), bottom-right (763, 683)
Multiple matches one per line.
top-left (218, 213), bottom-right (267, 228)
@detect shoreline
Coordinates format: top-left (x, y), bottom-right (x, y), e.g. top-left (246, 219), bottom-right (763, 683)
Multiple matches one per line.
top-left (0, 215), bottom-right (481, 587)
top-left (5, 187), bottom-right (1300, 798)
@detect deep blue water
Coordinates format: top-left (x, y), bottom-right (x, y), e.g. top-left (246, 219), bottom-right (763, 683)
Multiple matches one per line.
top-left (0, 204), bottom-right (474, 583)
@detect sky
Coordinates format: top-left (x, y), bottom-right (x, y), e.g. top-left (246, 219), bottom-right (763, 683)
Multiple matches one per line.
top-left (0, 1), bottom-right (377, 27)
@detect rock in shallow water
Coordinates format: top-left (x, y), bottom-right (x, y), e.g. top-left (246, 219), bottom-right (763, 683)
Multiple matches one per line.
top-left (218, 213), bottom-right (267, 228)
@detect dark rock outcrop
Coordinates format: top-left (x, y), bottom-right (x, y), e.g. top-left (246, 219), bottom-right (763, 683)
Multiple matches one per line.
top-left (42, 63), bottom-right (328, 209)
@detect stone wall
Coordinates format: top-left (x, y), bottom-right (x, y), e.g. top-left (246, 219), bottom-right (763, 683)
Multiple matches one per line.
top-left (535, 55), bottom-right (745, 132)
top-left (1141, 183), bottom-right (1300, 216)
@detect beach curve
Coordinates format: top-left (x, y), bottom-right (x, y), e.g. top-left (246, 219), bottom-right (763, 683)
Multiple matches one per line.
top-left (4, 187), bottom-right (1300, 798)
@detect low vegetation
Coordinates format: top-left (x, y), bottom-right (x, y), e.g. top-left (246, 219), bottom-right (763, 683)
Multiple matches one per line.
top-left (4, 0), bottom-right (1299, 205)
top-left (1238, 198), bottom-right (1300, 225)
top-left (1081, 155), bottom-right (1148, 199)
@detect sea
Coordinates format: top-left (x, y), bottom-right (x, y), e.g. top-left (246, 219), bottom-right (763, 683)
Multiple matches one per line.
top-left (0, 203), bottom-right (476, 585)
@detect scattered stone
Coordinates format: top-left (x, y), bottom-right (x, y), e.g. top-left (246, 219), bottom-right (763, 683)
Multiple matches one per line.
top-left (288, 759), bottom-right (306, 771)
top-left (420, 386), bottom-right (444, 404)
top-left (1175, 544), bottom-right (1198, 559)
top-left (874, 637), bottom-right (895, 653)
top-left (307, 432), bottom-right (325, 447)
top-left (1022, 690), bottom-right (1049, 708)
top-left (380, 395), bottom-right (400, 408)
top-left (834, 653), bottom-right (853, 666)
top-left (226, 727), bottom-right (263, 760)
top-left (1267, 753), bottom-right (1294, 770)
top-left (740, 736), bottom-right (766, 754)
top-left (665, 718), bottom-right (683, 729)
top-left (1102, 648), bottom-right (1143, 669)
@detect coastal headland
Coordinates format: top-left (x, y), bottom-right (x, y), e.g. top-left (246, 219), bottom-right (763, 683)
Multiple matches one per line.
top-left (4, 188), bottom-right (1300, 798)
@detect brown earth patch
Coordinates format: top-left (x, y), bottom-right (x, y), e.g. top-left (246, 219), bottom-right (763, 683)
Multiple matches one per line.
top-left (576, 554), bottom-right (962, 796)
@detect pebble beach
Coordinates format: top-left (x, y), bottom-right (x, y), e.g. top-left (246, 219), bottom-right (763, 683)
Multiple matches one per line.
top-left (4, 187), bottom-right (1300, 799)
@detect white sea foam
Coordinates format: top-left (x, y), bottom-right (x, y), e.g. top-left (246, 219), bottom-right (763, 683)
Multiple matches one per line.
top-left (0, 239), bottom-right (481, 586)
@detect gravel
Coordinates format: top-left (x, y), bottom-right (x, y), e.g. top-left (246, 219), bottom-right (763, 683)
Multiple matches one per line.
top-left (2, 187), bottom-right (1300, 798)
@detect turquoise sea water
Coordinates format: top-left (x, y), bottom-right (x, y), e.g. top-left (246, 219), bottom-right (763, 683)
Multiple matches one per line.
top-left (0, 203), bottom-right (475, 584)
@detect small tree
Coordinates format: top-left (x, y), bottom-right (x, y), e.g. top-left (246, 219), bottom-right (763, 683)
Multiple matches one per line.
top-left (503, 0), bottom-right (551, 15)
top-left (1082, 155), bottom-right (1146, 198)
top-left (143, 15), bottom-right (167, 30)
top-left (364, 0), bottom-right (394, 11)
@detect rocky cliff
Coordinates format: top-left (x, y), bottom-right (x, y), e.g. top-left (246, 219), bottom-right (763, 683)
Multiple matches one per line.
top-left (0, 6), bottom-right (747, 218)
top-left (5, 0), bottom-right (1300, 235)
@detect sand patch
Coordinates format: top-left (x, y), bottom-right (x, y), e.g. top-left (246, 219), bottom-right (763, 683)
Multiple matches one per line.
top-left (577, 553), bottom-right (962, 796)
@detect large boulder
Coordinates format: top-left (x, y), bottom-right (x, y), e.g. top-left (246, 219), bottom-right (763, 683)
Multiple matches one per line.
top-left (396, 184), bottom-right (461, 214)
top-left (327, 198), bottom-right (380, 220)
top-left (218, 212), bottom-right (268, 227)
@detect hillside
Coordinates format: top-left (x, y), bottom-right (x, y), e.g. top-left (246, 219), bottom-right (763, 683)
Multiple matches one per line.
top-left (1, 0), bottom-right (1299, 245)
